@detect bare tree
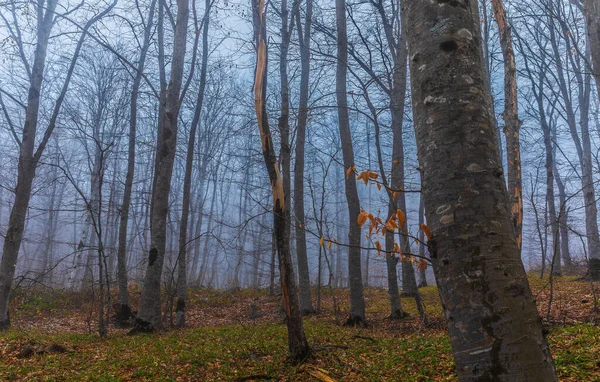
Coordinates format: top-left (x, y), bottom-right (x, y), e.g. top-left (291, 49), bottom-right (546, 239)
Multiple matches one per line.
top-left (132, 0), bottom-right (190, 333)
top-left (293, 0), bottom-right (315, 316)
top-left (115, 0), bottom-right (157, 325)
top-left (252, 0), bottom-right (310, 360)
top-left (0, 0), bottom-right (117, 330)
top-left (336, 0), bottom-right (365, 326)
top-left (176, 0), bottom-right (212, 328)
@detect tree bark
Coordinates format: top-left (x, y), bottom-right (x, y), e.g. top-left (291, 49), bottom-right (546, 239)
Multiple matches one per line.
top-left (403, 1), bottom-right (557, 379)
top-left (584, 0), bottom-right (600, 98)
top-left (132, 0), bottom-right (189, 333)
top-left (492, 0), bottom-right (523, 254)
top-left (336, 0), bottom-right (365, 326)
top-left (252, 0), bottom-right (310, 361)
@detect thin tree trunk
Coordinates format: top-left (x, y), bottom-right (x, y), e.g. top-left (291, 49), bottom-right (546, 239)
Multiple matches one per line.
top-left (403, 1), bottom-right (557, 379)
top-left (492, 0), bottom-right (523, 253)
top-left (293, 0), bottom-right (314, 315)
top-left (336, 0), bottom-right (365, 326)
top-left (417, 195), bottom-right (427, 287)
top-left (176, 0), bottom-right (211, 328)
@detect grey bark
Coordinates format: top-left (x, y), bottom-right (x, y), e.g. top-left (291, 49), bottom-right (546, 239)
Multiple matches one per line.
top-left (403, 0), bottom-right (557, 379)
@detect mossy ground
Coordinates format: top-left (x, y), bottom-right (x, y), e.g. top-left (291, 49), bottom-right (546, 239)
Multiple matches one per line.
top-left (1, 277), bottom-right (599, 381)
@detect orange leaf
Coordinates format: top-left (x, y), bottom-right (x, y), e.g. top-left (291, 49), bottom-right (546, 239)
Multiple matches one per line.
top-left (376, 183), bottom-right (382, 190)
top-left (420, 224), bottom-right (431, 240)
top-left (357, 211), bottom-right (369, 227)
top-left (319, 237), bottom-right (325, 247)
top-left (375, 241), bottom-right (382, 255)
top-left (396, 209), bottom-right (406, 229)
top-left (385, 218), bottom-right (397, 232)
top-left (417, 259), bottom-right (428, 271)
top-left (327, 241), bottom-right (333, 250)
top-left (357, 171), bottom-right (369, 185)
top-left (368, 171), bottom-right (378, 179)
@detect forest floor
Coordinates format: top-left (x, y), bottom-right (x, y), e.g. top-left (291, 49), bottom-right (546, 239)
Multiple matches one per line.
top-left (1, 275), bottom-right (600, 381)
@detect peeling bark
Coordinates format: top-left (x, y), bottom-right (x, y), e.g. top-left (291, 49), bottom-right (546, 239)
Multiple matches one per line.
top-left (252, 0), bottom-right (310, 361)
top-left (492, 0), bottom-right (523, 253)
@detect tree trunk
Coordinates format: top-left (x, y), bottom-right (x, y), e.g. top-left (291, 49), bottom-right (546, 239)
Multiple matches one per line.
top-left (176, 0), bottom-right (211, 328)
top-left (403, 1), bottom-right (557, 379)
top-left (252, 0), bottom-right (310, 360)
top-left (417, 195), bottom-right (427, 287)
top-left (132, 0), bottom-right (189, 333)
top-left (336, 0), bottom-right (365, 326)
top-left (293, 0), bottom-right (315, 316)
top-left (116, 0), bottom-right (157, 325)
top-left (492, 0), bottom-right (523, 253)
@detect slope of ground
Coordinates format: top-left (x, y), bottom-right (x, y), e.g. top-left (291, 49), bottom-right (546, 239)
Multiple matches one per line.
top-left (1, 276), bottom-right (599, 381)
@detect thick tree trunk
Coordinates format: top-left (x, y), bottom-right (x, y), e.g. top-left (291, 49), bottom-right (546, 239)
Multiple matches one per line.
top-left (116, 0), bottom-right (157, 325)
top-left (176, 0), bottom-right (210, 328)
top-left (403, 1), bottom-right (557, 380)
top-left (584, 0), bottom-right (600, 97)
top-left (336, 0), bottom-right (365, 326)
top-left (252, 0), bottom-right (310, 360)
top-left (133, 0), bottom-right (189, 333)
top-left (293, 0), bottom-right (315, 315)
top-left (492, 0), bottom-right (523, 253)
